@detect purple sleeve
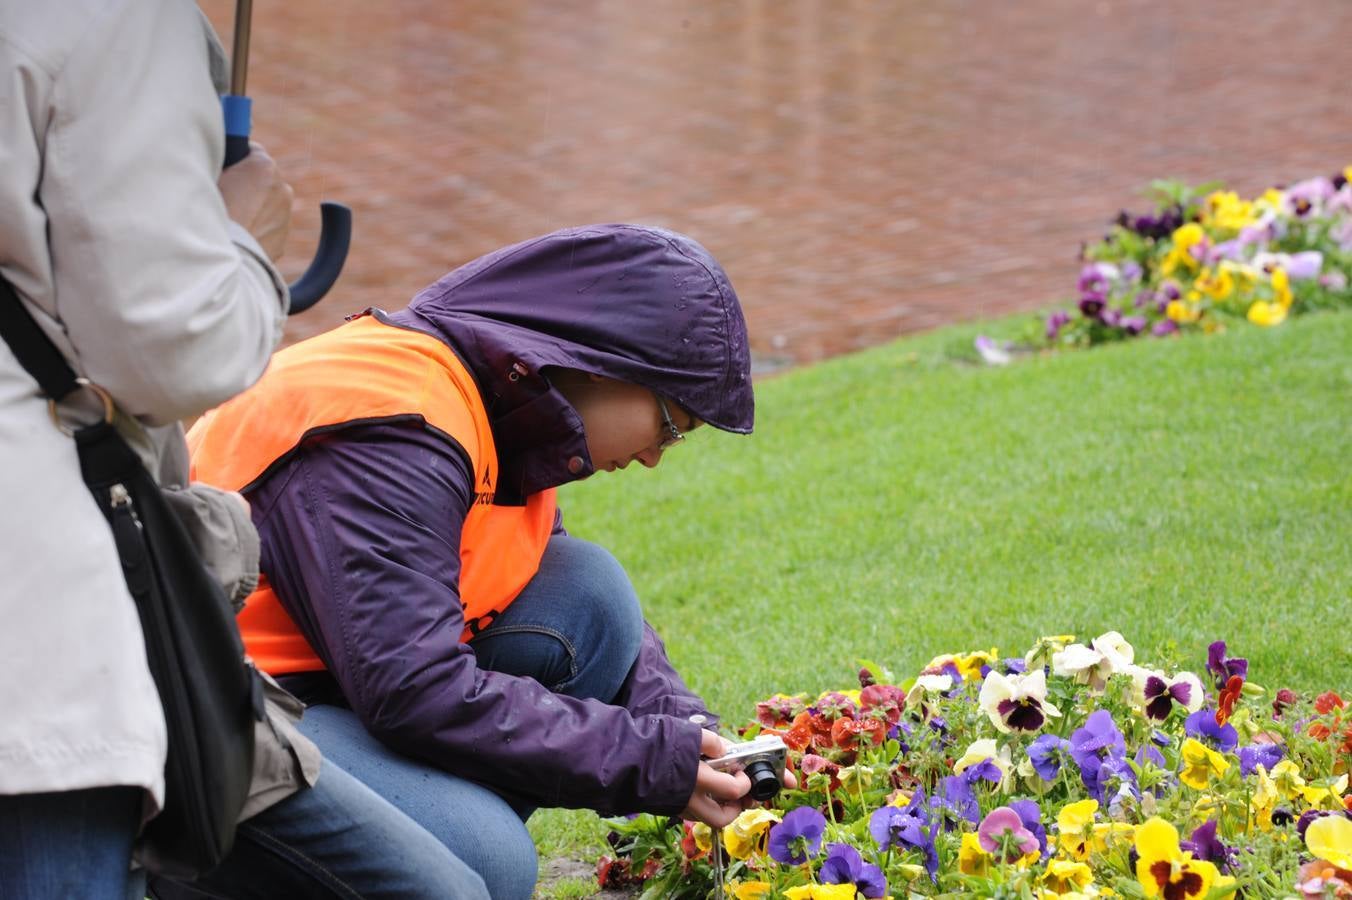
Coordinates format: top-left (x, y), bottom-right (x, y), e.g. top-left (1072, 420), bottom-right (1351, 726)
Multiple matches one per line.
top-left (613, 624), bottom-right (719, 727)
top-left (248, 422), bottom-right (702, 815)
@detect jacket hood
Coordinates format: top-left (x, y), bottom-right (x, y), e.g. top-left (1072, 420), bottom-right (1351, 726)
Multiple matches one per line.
top-left (400, 224), bottom-right (753, 434)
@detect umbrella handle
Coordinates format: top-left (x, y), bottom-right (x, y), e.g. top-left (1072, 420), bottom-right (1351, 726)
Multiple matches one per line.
top-left (220, 94), bottom-right (351, 314)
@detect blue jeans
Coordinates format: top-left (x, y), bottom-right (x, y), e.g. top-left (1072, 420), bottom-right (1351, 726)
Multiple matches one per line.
top-left (298, 535), bottom-right (645, 900)
top-left (0, 786), bottom-right (143, 900)
top-left (147, 759), bottom-right (488, 900)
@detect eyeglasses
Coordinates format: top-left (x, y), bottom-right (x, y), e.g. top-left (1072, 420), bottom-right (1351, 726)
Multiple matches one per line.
top-left (655, 395), bottom-right (685, 451)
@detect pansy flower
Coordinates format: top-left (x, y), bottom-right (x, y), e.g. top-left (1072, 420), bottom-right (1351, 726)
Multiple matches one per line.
top-left (818, 842), bottom-right (887, 899)
top-left (858, 683), bottom-right (904, 725)
top-left (1129, 667), bottom-right (1204, 722)
top-left (1179, 738), bottom-right (1230, 790)
top-left (1040, 858), bottom-right (1094, 894)
top-left (767, 806), bottom-right (825, 865)
top-left (1215, 674), bottom-right (1244, 725)
top-left (782, 885), bottom-right (857, 900)
top-left (1134, 817), bottom-right (1223, 899)
top-left (1069, 710), bottom-right (1126, 795)
top-left (1052, 631), bottom-right (1134, 692)
top-left (1238, 741), bottom-right (1285, 778)
top-left (977, 806), bottom-right (1041, 862)
top-left (1180, 819), bottom-right (1236, 873)
top-left (978, 668), bottom-right (1062, 734)
top-left (756, 693), bottom-right (808, 728)
top-left (730, 882), bottom-right (772, 900)
top-left (1306, 814), bottom-right (1352, 869)
top-left (870, 791), bottom-right (938, 880)
top-left (721, 808), bottom-right (781, 860)
top-left (1027, 734), bottom-right (1073, 782)
top-left (1008, 799), bottom-right (1048, 855)
top-left (1184, 709), bottom-right (1238, 752)
top-left (957, 831), bottom-right (994, 876)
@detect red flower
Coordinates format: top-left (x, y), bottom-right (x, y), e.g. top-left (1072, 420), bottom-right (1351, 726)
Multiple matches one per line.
top-left (1273, 688), bottom-right (1298, 718)
top-left (831, 716), bottom-right (885, 750)
top-left (860, 684), bottom-right (904, 725)
top-left (1315, 692), bottom-right (1346, 716)
top-left (1216, 675), bottom-right (1244, 726)
top-left (783, 712), bottom-right (815, 753)
top-left (680, 821), bottom-right (707, 860)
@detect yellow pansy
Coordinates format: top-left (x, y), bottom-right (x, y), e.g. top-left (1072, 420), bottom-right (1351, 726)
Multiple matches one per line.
top-left (1249, 764), bottom-right (1278, 831)
top-left (958, 831), bottom-right (993, 876)
top-left (956, 648), bottom-right (999, 681)
top-left (1270, 759), bottom-right (1306, 800)
top-left (1041, 857), bottom-right (1095, 893)
top-left (1195, 267), bottom-right (1235, 300)
top-left (1179, 738), bottom-right (1230, 790)
top-left (783, 885), bottom-right (859, 900)
top-left (692, 822), bottom-right (712, 853)
top-left (1134, 817), bottom-right (1220, 899)
top-left (895, 862), bottom-right (926, 882)
top-left (1246, 300), bottom-right (1287, 327)
top-left (1306, 814), bottom-right (1352, 869)
top-left (1091, 822), bottom-right (1136, 854)
top-left (1173, 222), bottom-right (1206, 250)
top-left (1057, 799), bottom-right (1099, 859)
top-left (1270, 267), bottom-right (1293, 307)
top-left (1258, 187), bottom-right (1285, 211)
top-left (1344, 165), bottom-right (1352, 182)
top-left (722, 808), bottom-right (781, 860)
top-left (1204, 191), bottom-right (1257, 231)
top-left (732, 882), bottom-right (773, 900)
top-left (1166, 300), bottom-right (1201, 324)
top-left (1300, 774), bottom-right (1349, 809)
top-left (838, 764), bottom-right (878, 792)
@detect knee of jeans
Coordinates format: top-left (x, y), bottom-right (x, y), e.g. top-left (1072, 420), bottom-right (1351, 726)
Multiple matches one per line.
top-left (567, 539), bottom-right (644, 658)
top-left (476, 822), bottom-right (537, 900)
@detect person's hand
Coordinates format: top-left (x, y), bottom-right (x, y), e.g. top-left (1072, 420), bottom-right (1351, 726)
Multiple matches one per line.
top-left (680, 730), bottom-right (751, 829)
top-left (217, 141), bottom-right (294, 261)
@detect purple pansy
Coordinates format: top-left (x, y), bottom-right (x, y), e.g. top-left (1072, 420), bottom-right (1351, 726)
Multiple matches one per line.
top-left (1027, 734), bottom-right (1072, 782)
top-left (1142, 673), bottom-right (1199, 721)
top-left (935, 775), bottom-right (979, 825)
top-left (1206, 641), bottom-right (1248, 691)
top-left (1185, 709), bottom-right (1238, 752)
top-left (1238, 742), bottom-right (1285, 778)
top-left (767, 806), bottom-right (826, 865)
top-left (1121, 315), bottom-right (1148, 336)
top-left (1181, 820), bottom-right (1236, 872)
top-left (1008, 799), bottom-right (1048, 856)
top-left (819, 843), bottom-right (888, 899)
top-left (870, 792), bottom-right (938, 880)
top-left (1152, 319), bottom-right (1179, 337)
top-left (1070, 710), bottom-right (1126, 798)
top-left (1045, 310), bottom-right (1072, 341)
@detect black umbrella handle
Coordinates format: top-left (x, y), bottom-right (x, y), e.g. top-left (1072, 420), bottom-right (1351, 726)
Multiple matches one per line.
top-left (285, 202), bottom-right (352, 314)
top-left (220, 95), bottom-right (351, 315)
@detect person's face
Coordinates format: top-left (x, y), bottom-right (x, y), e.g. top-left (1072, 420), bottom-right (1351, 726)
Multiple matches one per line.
top-left (562, 374), bottom-right (700, 472)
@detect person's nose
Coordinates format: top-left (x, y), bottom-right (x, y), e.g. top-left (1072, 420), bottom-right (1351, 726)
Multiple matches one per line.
top-left (635, 446), bottom-right (663, 468)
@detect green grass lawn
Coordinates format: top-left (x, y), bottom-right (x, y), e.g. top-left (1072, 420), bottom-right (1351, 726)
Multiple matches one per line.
top-left (529, 311), bottom-right (1352, 890)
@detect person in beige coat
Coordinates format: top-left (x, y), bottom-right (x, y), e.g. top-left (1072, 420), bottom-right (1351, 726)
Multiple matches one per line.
top-left (1, 3), bottom-right (492, 896)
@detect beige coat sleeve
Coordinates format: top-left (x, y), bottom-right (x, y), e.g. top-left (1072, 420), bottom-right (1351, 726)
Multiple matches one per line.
top-left (38, 0), bottom-right (287, 424)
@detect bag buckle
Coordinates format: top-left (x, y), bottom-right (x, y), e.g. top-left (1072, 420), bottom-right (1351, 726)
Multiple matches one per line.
top-left (48, 377), bottom-right (115, 436)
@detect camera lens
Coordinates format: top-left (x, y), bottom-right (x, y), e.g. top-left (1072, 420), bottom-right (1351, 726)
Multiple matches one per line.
top-left (743, 760), bottom-right (781, 801)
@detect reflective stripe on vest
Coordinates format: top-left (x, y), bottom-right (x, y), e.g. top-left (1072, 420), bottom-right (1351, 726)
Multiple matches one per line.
top-left (187, 314), bottom-right (557, 674)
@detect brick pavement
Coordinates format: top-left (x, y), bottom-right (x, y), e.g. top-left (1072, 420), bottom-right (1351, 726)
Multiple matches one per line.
top-left (203, 0), bottom-right (1352, 369)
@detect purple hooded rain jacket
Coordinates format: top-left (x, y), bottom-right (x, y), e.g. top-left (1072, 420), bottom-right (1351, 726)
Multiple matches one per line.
top-left (248, 225), bottom-right (754, 815)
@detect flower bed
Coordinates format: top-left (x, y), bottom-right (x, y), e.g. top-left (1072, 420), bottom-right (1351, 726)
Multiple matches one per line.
top-left (598, 635), bottom-right (1352, 898)
top-left (969, 168), bottom-right (1352, 364)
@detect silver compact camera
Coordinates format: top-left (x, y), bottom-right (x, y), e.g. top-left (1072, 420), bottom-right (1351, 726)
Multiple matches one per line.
top-left (707, 735), bottom-right (787, 801)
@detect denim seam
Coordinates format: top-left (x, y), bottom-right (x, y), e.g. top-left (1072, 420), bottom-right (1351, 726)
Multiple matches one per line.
top-left (236, 820), bottom-right (366, 900)
top-left (476, 624), bottom-right (579, 691)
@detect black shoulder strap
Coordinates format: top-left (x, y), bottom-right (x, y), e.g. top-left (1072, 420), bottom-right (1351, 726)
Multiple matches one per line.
top-left (0, 273), bottom-right (80, 402)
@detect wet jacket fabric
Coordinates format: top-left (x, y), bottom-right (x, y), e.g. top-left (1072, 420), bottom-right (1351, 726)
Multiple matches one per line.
top-left (188, 314), bottom-right (560, 670)
top-left (198, 224), bottom-right (753, 814)
top-left (0, 0), bottom-right (288, 808)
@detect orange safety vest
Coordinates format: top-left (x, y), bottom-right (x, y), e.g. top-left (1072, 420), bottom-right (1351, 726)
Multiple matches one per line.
top-left (187, 314), bottom-right (557, 675)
